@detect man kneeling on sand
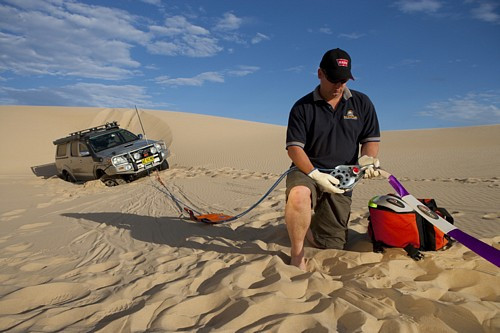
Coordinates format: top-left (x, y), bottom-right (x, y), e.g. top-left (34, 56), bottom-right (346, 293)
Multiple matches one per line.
top-left (284, 48), bottom-right (381, 270)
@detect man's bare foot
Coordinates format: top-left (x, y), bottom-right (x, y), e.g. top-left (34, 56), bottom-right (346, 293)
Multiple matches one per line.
top-left (289, 247), bottom-right (307, 271)
top-left (290, 255), bottom-right (307, 271)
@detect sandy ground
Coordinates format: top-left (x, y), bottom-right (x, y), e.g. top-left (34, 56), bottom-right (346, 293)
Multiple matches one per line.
top-left (0, 106), bottom-right (499, 332)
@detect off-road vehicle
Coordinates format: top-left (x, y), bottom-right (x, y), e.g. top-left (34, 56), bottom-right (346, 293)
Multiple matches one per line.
top-left (53, 121), bottom-right (169, 186)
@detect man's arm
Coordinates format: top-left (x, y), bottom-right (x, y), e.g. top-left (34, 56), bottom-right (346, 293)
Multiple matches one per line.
top-left (360, 141), bottom-right (379, 158)
top-left (287, 146), bottom-right (315, 174)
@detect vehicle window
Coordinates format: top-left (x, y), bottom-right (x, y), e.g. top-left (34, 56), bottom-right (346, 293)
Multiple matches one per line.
top-left (119, 129), bottom-right (139, 143)
top-left (71, 141), bottom-right (79, 156)
top-left (89, 132), bottom-right (121, 152)
top-left (89, 134), bottom-right (110, 152)
top-left (89, 130), bottom-right (138, 152)
top-left (79, 143), bottom-right (90, 156)
top-left (56, 144), bottom-right (68, 157)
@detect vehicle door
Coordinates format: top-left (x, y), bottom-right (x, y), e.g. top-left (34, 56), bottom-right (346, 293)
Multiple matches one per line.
top-left (70, 141), bottom-right (94, 180)
top-left (78, 142), bottom-right (95, 179)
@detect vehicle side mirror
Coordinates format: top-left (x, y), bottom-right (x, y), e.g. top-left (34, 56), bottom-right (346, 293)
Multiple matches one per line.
top-left (138, 134), bottom-right (143, 139)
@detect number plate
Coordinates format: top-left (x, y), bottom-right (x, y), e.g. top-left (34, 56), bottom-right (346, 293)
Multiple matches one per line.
top-left (142, 156), bottom-right (155, 165)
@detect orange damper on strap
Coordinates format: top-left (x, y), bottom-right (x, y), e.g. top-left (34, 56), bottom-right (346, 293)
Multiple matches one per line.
top-left (184, 208), bottom-right (234, 224)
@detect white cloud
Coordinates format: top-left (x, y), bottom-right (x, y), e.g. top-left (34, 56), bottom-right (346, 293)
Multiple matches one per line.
top-left (251, 32), bottom-right (270, 44)
top-left (214, 12), bottom-right (243, 31)
top-left (419, 91), bottom-right (500, 124)
top-left (319, 27), bottom-right (333, 34)
top-left (394, 0), bottom-right (442, 13)
top-left (140, 0), bottom-right (162, 5)
top-left (0, 0), bottom-right (145, 80)
top-left (154, 65), bottom-right (259, 86)
top-left (0, 83), bottom-right (158, 107)
top-left (217, 31), bottom-right (247, 45)
top-left (146, 40), bottom-right (179, 55)
top-left (338, 32), bottom-right (366, 39)
top-left (212, 13), bottom-right (248, 45)
top-left (471, 2), bottom-right (500, 24)
top-left (227, 66), bottom-right (260, 77)
top-left (0, 2), bottom-right (254, 80)
top-left (285, 66), bottom-right (305, 73)
top-left (313, 26), bottom-right (365, 38)
top-left (154, 72), bottom-right (225, 86)
top-left (395, 0), bottom-right (500, 24)
top-left (163, 16), bottom-right (211, 36)
top-left (147, 35), bottom-right (222, 57)
top-left (308, 26), bottom-right (333, 35)
top-left (147, 16), bottom-right (222, 57)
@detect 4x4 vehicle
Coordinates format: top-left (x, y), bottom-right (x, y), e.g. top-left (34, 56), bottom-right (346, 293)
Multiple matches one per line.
top-left (53, 121), bottom-right (169, 186)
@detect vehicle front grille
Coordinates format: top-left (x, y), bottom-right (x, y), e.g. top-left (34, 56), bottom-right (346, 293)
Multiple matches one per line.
top-left (129, 145), bottom-right (161, 171)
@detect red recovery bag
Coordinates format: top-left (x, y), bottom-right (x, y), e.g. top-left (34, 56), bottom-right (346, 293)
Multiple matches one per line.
top-left (368, 194), bottom-right (454, 260)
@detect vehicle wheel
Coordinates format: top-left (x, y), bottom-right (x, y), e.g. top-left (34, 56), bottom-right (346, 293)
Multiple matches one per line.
top-left (159, 159), bottom-right (169, 171)
top-left (100, 175), bottom-right (127, 187)
top-left (63, 170), bottom-right (76, 183)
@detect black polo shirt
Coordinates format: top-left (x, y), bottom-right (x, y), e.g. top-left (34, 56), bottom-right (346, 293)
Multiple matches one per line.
top-left (286, 86), bottom-right (380, 169)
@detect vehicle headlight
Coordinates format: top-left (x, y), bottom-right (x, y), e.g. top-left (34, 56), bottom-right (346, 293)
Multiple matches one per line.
top-left (150, 146), bottom-right (157, 154)
top-left (111, 155), bottom-right (128, 166)
top-left (155, 143), bottom-right (162, 150)
top-left (133, 152), bottom-right (141, 160)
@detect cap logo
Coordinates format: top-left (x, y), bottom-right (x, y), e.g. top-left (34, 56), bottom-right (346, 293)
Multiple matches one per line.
top-left (337, 59), bottom-right (349, 67)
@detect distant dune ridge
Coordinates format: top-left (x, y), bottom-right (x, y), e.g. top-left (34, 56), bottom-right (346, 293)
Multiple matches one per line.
top-left (0, 106), bottom-right (498, 332)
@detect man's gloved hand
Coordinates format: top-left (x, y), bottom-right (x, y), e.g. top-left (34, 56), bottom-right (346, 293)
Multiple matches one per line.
top-left (308, 169), bottom-right (345, 194)
top-left (358, 155), bottom-right (380, 179)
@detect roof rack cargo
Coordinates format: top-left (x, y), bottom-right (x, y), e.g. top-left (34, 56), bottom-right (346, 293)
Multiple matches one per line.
top-left (53, 121), bottom-right (120, 145)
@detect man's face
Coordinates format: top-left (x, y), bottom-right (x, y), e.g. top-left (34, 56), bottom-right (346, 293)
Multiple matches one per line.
top-left (318, 68), bottom-right (348, 99)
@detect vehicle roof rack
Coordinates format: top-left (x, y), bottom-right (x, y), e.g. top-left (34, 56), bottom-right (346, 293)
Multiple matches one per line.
top-left (53, 121), bottom-right (120, 145)
top-left (68, 121), bottom-right (120, 137)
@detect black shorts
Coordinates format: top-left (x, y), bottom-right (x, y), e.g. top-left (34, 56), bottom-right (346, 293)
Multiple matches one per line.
top-left (286, 169), bottom-right (352, 249)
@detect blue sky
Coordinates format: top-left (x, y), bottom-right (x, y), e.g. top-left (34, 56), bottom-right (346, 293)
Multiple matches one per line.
top-left (1, 0), bottom-right (499, 130)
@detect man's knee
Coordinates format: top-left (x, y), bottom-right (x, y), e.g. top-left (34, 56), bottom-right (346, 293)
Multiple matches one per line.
top-left (286, 186), bottom-right (311, 210)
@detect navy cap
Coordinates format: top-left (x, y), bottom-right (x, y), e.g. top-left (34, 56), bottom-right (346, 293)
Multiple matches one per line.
top-left (320, 48), bottom-right (354, 81)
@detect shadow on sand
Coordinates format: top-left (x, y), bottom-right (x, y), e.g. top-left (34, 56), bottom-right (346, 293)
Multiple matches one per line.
top-left (62, 211), bottom-right (291, 260)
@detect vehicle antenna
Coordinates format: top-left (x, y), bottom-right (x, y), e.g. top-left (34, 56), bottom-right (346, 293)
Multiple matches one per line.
top-left (135, 105), bottom-right (149, 144)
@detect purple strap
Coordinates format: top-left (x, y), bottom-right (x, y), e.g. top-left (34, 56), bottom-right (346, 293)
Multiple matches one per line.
top-left (448, 229), bottom-right (500, 267)
top-left (388, 175), bottom-right (409, 197)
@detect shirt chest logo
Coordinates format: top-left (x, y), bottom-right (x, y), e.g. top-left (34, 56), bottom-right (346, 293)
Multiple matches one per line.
top-left (344, 109), bottom-right (358, 120)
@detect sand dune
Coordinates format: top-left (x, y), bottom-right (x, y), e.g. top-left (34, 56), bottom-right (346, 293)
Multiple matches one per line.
top-left (0, 106), bottom-right (498, 332)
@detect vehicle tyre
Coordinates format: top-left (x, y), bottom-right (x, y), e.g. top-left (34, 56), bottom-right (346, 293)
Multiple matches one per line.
top-left (63, 170), bottom-right (76, 183)
top-left (159, 159), bottom-right (169, 171)
top-left (100, 175), bottom-right (127, 187)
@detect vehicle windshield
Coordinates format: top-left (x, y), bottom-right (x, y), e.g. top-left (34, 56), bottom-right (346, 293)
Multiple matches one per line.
top-left (89, 129), bottom-right (139, 152)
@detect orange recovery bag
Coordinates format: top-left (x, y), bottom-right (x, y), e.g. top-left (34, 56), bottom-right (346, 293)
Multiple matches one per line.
top-left (368, 194), bottom-right (454, 260)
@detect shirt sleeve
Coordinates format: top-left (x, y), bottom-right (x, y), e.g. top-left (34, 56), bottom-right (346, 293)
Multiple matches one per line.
top-left (359, 96), bottom-right (381, 144)
top-left (286, 105), bottom-right (307, 150)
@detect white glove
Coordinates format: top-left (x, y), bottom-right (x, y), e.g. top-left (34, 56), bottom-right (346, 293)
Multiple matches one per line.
top-left (308, 169), bottom-right (345, 194)
top-left (358, 155), bottom-right (380, 179)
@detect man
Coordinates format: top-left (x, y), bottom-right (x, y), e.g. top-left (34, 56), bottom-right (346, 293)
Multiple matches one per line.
top-left (285, 48), bottom-right (381, 270)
